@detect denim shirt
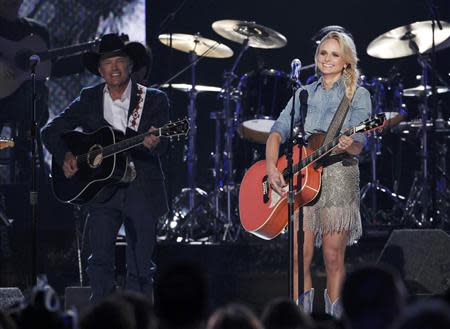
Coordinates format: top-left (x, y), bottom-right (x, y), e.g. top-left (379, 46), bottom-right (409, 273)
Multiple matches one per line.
top-left (271, 77), bottom-right (371, 144)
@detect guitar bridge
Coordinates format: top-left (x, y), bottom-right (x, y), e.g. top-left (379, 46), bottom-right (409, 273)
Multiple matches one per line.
top-left (262, 176), bottom-right (269, 204)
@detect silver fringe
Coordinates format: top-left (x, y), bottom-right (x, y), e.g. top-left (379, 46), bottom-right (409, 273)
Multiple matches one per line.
top-left (301, 160), bottom-right (362, 247)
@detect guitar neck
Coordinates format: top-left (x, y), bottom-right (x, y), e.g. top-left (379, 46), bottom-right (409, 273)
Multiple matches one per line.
top-left (283, 128), bottom-right (355, 179)
top-left (40, 40), bottom-right (98, 61)
top-left (102, 129), bottom-right (162, 157)
top-left (38, 34), bottom-right (128, 62)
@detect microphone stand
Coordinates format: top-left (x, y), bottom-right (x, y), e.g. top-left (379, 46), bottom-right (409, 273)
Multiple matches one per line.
top-left (30, 55), bottom-right (40, 286)
top-left (286, 78), bottom-right (303, 300)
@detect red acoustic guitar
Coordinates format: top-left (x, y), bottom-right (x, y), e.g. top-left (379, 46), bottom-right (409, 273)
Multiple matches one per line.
top-left (239, 114), bottom-right (386, 240)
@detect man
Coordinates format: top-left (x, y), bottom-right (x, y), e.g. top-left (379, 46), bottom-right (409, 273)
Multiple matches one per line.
top-left (41, 33), bottom-right (169, 302)
top-left (0, 0), bottom-right (49, 182)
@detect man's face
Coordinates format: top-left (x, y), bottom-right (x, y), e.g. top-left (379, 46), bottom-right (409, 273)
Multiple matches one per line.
top-left (98, 55), bottom-right (132, 89)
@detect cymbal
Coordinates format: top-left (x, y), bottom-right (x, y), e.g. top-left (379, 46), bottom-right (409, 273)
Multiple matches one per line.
top-left (367, 20), bottom-right (450, 59)
top-left (158, 33), bottom-right (233, 58)
top-left (160, 83), bottom-right (222, 93)
top-left (212, 20), bottom-right (287, 49)
top-left (384, 112), bottom-right (406, 127)
top-left (403, 84), bottom-right (449, 97)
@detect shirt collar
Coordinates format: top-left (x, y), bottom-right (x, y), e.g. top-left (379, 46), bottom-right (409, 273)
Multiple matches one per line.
top-left (103, 79), bottom-right (132, 102)
top-left (314, 75), bottom-right (345, 91)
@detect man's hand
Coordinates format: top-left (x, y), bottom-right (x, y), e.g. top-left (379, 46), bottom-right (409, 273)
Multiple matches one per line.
top-left (63, 152), bottom-right (78, 178)
top-left (143, 127), bottom-right (160, 150)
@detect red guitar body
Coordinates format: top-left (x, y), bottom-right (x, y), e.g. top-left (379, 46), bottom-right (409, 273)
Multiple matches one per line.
top-left (239, 145), bottom-right (322, 240)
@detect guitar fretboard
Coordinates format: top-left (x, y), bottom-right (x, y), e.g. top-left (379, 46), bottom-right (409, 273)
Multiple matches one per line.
top-left (76, 129), bottom-right (160, 165)
top-left (282, 128), bottom-right (354, 179)
top-left (102, 130), bottom-right (159, 157)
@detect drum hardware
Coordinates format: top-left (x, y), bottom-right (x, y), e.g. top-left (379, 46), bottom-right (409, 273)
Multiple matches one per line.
top-left (402, 55), bottom-right (450, 227)
top-left (360, 74), bottom-right (407, 225)
top-left (158, 33), bottom-right (234, 58)
top-left (236, 69), bottom-right (291, 144)
top-left (156, 33), bottom-right (236, 243)
top-left (360, 73), bottom-right (408, 222)
top-left (398, 44), bottom-right (435, 225)
top-left (158, 33), bottom-right (233, 213)
top-left (211, 20), bottom-right (287, 49)
top-left (366, 19), bottom-right (450, 226)
top-left (403, 84), bottom-right (449, 97)
top-left (205, 20), bottom-right (288, 240)
top-left (366, 20), bottom-right (450, 59)
top-left (211, 38), bottom-right (249, 239)
top-left (153, 33), bottom-right (233, 89)
top-left (160, 83), bottom-right (222, 93)
top-left (435, 141), bottom-right (450, 227)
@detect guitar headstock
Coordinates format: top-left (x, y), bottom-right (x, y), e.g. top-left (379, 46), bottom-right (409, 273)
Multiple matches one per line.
top-left (353, 113), bottom-right (387, 134)
top-left (0, 139), bottom-right (14, 150)
top-left (160, 118), bottom-right (190, 139)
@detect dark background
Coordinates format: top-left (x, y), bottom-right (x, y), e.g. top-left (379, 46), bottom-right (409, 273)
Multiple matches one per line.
top-left (1, 0), bottom-right (449, 303)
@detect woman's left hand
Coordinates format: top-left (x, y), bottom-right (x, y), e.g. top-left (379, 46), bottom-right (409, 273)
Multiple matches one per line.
top-left (336, 135), bottom-right (353, 152)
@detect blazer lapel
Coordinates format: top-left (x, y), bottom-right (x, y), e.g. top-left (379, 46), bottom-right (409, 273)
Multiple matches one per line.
top-left (128, 81), bottom-right (139, 120)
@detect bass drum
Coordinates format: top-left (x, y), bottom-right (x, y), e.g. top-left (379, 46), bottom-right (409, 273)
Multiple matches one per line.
top-left (237, 69), bottom-right (291, 144)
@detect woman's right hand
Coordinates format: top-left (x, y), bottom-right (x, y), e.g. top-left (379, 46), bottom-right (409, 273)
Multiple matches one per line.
top-left (266, 164), bottom-right (287, 196)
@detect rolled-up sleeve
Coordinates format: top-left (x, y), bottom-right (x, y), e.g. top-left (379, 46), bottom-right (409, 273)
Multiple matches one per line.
top-left (270, 88), bottom-right (302, 144)
top-left (347, 87), bottom-right (371, 144)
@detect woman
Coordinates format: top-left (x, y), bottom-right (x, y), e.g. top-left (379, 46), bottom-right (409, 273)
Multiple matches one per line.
top-left (265, 31), bottom-right (371, 317)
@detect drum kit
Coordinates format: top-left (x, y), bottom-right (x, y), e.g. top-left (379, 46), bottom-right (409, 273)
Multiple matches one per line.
top-left (362, 20), bottom-right (450, 228)
top-left (156, 19), bottom-right (450, 242)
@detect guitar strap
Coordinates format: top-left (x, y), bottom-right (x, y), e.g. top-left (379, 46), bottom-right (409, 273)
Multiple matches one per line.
top-left (123, 83), bottom-right (147, 182)
top-left (128, 83), bottom-right (147, 132)
top-left (321, 92), bottom-right (352, 146)
top-left (316, 87), bottom-right (357, 167)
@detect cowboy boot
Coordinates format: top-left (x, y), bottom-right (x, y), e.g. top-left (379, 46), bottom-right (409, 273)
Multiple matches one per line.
top-left (324, 289), bottom-right (343, 318)
top-left (298, 288), bottom-right (314, 313)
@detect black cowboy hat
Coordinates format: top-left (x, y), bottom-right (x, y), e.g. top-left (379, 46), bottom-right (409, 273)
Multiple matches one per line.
top-left (82, 33), bottom-right (151, 76)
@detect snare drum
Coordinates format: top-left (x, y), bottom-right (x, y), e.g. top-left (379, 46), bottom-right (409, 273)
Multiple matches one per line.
top-left (237, 69), bottom-right (290, 144)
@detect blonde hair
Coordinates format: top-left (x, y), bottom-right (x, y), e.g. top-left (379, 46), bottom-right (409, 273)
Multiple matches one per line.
top-left (314, 31), bottom-right (359, 98)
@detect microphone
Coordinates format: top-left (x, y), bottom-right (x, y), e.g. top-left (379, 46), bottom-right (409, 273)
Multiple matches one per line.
top-left (290, 58), bottom-right (302, 81)
top-left (29, 54), bottom-right (40, 71)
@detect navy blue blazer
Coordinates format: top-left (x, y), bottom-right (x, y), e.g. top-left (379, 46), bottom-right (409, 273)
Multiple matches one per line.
top-left (41, 81), bottom-right (170, 217)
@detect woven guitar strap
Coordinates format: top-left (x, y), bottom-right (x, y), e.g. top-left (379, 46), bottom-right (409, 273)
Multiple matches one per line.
top-left (321, 94), bottom-right (352, 146)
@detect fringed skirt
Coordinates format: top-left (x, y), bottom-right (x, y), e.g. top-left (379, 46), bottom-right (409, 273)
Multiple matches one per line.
top-left (303, 160), bottom-right (362, 247)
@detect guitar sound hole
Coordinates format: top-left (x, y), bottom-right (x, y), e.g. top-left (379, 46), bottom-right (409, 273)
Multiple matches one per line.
top-left (87, 144), bottom-right (103, 168)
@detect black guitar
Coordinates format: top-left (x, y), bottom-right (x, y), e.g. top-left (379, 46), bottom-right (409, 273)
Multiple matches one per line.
top-left (51, 118), bottom-right (189, 205)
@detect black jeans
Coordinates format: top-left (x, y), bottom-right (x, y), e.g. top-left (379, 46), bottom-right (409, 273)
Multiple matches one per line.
top-left (86, 179), bottom-right (157, 303)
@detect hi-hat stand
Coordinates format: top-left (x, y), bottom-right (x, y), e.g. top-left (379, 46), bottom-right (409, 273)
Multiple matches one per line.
top-left (360, 79), bottom-right (405, 224)
top-left (208, 39), bottom-right (249, 242)
top-left (401, 39), bottom-right (434, 226)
